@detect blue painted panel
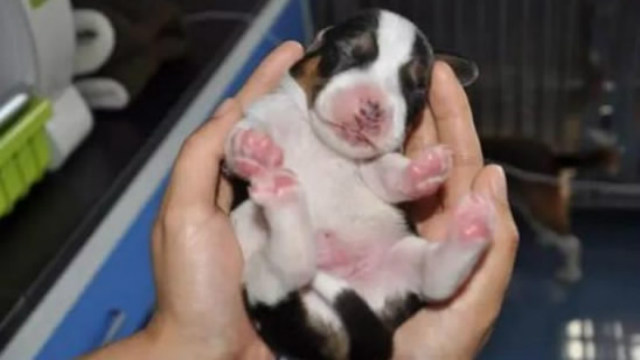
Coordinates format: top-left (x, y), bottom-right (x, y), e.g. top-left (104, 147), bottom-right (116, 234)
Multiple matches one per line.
top-left (36, 1), bottom-right (307, 358)
top-left (36, 181), bottom-right (166, 360)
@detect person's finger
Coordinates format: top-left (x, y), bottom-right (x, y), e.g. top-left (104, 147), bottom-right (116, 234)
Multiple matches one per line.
top-left (162, 42), bottom-right (303, 216)
top-left (404, 106), bottom-right (439, 159)
top-left (403, 105), bottom-right (442, 229)
top-left (164, 99), bottom-right (243, 212)
top-left (430, 61), bottom-right (483, 207)
top-left (236, 41), bottom-right (304, 108)
top-left (464, 165), bottom-right (519, 317)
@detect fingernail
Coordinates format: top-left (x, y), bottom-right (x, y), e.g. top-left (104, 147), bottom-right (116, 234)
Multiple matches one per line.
top-left (213, 98), bottom-right (235, 117)
top-left (491, 165), bottom-right (507, 201)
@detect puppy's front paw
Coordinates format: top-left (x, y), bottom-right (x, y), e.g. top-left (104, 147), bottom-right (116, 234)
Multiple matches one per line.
top-left (228, 128), bottom-right (283, 179)
top-left (400, 145), bottom-right (452, 198)
top-left (249, 168), bottom-right (301, 207)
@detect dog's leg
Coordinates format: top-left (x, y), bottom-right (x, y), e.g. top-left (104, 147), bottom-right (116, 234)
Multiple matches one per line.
top-left (554, 234), bottom-right (582, 282)
top-left (243, 171), bottom-right (363, 360)
top-left (519, 179), bottom-right (583, 283)
top-left (243, 169), bottom-right (316, 306)
top-left (532, 223), bottom-right (583, 283)
top-left (358, 145), bottom-right (451, 203)
top-left (386, 194), bottom-right (493, 301)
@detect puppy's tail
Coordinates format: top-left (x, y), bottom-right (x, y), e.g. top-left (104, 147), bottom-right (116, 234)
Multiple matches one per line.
top-left (312, 273), bottom-right (393, 360)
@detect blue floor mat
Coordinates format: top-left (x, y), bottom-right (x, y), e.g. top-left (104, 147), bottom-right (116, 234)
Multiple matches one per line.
top-left (480, 209), bottom-right (640, 360)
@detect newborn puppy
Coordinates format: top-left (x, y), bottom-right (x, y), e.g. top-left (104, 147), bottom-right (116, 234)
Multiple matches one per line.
top-left (226, 9), bottom-right (491, 360)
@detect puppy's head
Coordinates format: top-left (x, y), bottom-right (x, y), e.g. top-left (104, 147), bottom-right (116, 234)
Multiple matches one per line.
top-left (291, 9), bottom-right (478, 160)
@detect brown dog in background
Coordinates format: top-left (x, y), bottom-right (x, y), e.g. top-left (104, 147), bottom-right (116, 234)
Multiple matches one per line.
top-left (482, 136), bottom-right (620, 282)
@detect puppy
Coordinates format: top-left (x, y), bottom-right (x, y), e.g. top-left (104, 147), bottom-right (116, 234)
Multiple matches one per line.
top-left (225, 10), bottom-right (490, 360)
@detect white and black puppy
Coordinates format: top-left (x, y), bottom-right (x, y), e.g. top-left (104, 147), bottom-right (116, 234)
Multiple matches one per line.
top-left (225, 9), bottom-right (492, 360)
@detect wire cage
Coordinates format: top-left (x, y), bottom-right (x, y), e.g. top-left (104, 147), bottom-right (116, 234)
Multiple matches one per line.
top-left (311, 0), bottom-right (640, 208)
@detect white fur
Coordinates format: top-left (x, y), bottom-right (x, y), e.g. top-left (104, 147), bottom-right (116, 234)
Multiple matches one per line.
top-left (235, 158), bottom-right (316, 306)
top-left (312, 272), bottom-right (351, 300)
top-left (309, 11), bottom-right (417, 160)
top-left (231, 72), bottom-right (489, 311)
top-left (358, 148), bottom-right (451, 204)
top-left (301, 291), bottom-right (342, 329)
top-left (372, 11), bottom-right (417, 146)
top-left (358, 153), bottom-right (414, 203)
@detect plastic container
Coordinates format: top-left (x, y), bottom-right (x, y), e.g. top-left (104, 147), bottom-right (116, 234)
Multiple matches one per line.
top-left (0, 99), bottom-right (52, 218)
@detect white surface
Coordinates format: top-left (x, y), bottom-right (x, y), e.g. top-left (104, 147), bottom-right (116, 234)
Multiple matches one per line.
top-left (0, 0), bottom-right (290, 358)
top-left (45, 85), bottom-right (94, 170)
top-left (22, 0), bottom-right (75, 99)
top-left (75, 77), bottom-right (130, 110)
top-left (0, 0), bottom-right (37, 97)
top-left (73, 9), bottom-right (115, 76)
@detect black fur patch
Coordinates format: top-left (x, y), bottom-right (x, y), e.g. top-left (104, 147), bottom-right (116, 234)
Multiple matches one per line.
top-left (244, 290), bottom-right (341, 360)
top-left (291, 9), bottom-right (381, 99)
top-left (229, 177), bottom-right (249, 211)
top-left (381, 293), bottom-right (426, 330)
top-left (316, 10), bottom-right (380, 78)
top-left (399, 31), bottom-right (434, 128)
top-left (334, 290), bottom-right (393, 360)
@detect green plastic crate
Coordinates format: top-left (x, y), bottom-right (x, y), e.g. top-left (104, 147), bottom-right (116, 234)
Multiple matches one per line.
top-left (0, 99), bottom-right (52, 218)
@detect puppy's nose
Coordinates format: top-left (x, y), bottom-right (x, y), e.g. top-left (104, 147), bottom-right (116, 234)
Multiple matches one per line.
top-left (358, 99), bottom-right (385, 123)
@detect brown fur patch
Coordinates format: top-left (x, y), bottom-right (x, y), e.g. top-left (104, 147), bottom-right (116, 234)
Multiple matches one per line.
top-left (558, 169), bottom-right (576, 201)
top-left (291, 56), bottom-right (327, 106)
top-left (516, 181), bottom-right (571, 235)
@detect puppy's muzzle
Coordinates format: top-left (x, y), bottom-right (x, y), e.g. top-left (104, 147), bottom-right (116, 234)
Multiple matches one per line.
top-left (330, 83), bottom-right (393, 144)
top-left (356, 99), bottom-right (385, 129)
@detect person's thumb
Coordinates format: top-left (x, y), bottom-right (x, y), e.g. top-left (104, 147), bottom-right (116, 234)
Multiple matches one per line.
top-left (474, 164), bottom-right (508, 208)
top-left (464, 165), bottom-right (518, 320)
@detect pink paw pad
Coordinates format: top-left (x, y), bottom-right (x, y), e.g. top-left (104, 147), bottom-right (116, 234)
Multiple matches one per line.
top-left (230, 129), bottom-right (283, 178)
top-left (402, 145), bottom-right (452, 196)
top-left (452, 194), bottom-right (494, 245)
top-left (249, 169), bottom-right (300, 206)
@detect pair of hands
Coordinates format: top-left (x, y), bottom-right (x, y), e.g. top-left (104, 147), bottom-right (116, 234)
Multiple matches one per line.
top-left (86, 41), bottom-right (518, 360)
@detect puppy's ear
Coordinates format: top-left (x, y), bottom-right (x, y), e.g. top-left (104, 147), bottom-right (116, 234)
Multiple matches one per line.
top-left (308, 26), bottom-right (333, 53)
top-left (435, 53), bottom-right (479, 87)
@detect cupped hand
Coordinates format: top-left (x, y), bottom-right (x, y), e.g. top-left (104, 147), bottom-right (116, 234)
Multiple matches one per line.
top-left (85, 44), bottom-right (516, 360)
top-left (146, 41), bottom-right (303, 360)
top-left (393, 63), bottom-right (519, 359)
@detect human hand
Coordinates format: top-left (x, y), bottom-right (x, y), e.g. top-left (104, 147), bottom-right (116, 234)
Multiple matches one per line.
top-left (84, 44), bottom-right (513, 360)
top-left (394, 62), bottom-right (519, 360)
top-left (145, 41), bottom-right (303, 360)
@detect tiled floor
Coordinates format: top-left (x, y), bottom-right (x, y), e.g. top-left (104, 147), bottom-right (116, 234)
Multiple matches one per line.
top-left (480, 209), bottom-right (640, 360)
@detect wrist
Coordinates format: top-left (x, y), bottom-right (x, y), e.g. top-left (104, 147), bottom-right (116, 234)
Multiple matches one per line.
top-left (143, 313), bottom-right (233, 360)
top-left (80, 316), bottom-right (217, 360)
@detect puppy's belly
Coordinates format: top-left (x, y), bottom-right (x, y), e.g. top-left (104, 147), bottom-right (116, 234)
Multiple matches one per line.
top-left (316, 229), bottom-right (389, 280)
top-left (314, 229), bottom-right (419, 311)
